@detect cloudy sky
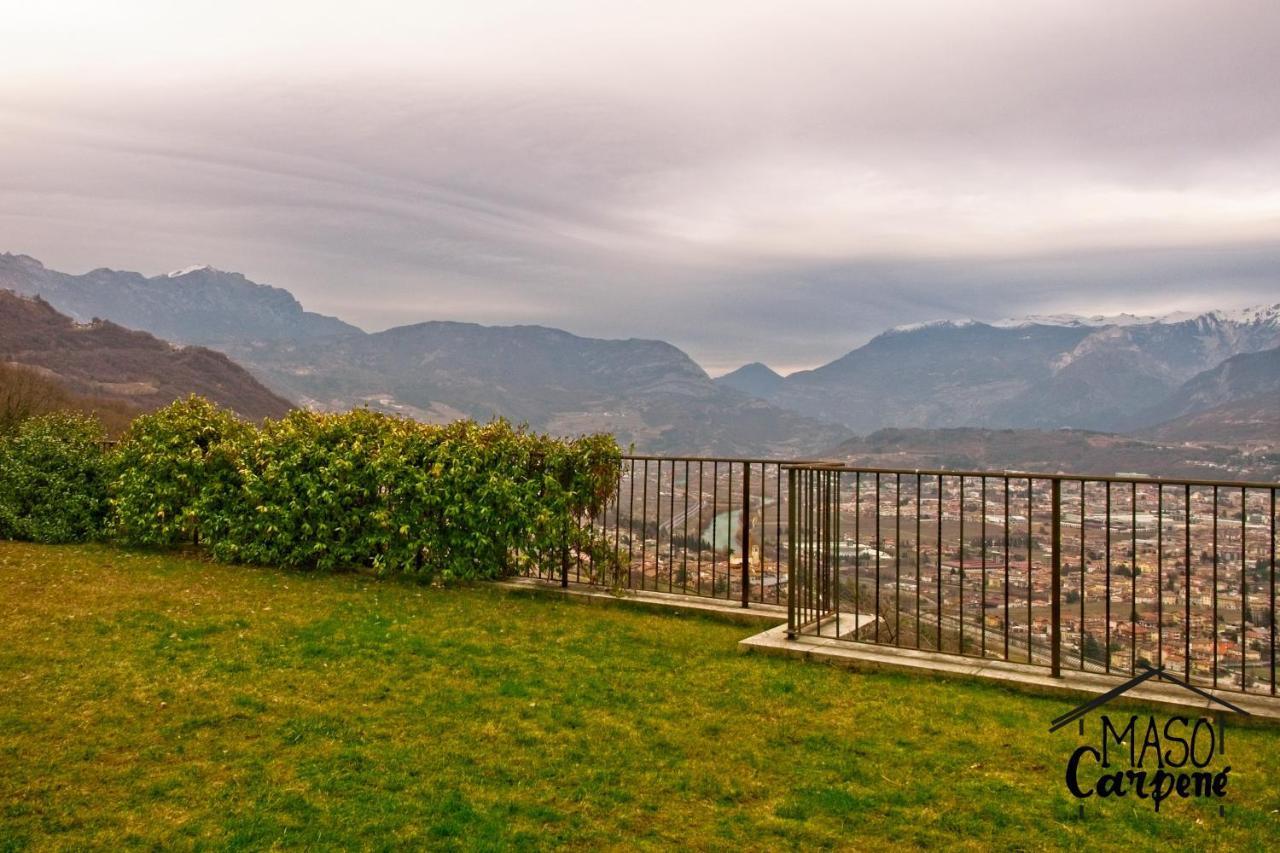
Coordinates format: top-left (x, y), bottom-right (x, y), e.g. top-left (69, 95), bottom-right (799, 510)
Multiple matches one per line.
top-left (2, 1), bottom-right (1278, 373)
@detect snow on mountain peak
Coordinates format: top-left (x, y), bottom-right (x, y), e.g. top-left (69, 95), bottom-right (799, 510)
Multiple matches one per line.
top-left (992, 312), bottom-right (1162, 328)
top-left (166, 264), bottom-right (215, 278)
top-left (1197, 303), bottom-right (1280, 326)
top-left (886, 318), bottom-right (977, 334)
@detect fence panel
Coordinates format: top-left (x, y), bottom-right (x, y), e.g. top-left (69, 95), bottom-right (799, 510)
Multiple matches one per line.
top-left (783, 464), bottom-right (1279, 696)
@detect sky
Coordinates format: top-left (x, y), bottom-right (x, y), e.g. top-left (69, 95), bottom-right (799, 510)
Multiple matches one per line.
top-left (1, 1), bottom-right (1278, 374)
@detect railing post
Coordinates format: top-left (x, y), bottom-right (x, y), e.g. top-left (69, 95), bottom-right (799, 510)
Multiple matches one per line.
top-left (560, 537), bottom-right (569, 589)
top-left (741, 463), bottom-right (751, 608)
top-left (1050, 477), bottom-right (1062, 677)
top-left (786, 466), bottom-right (797, 639)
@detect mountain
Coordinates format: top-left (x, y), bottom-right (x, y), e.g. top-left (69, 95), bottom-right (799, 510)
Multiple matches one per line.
top-left (0, 290), bottom-right (292, 421)
top-left (773, 321), bottom-right (1095, 432)
top-left (1140, 392), bottom-right (1280, 450)
top-left (713, 362), bottom-right (785, 398)
top-left (232, 322), bottom-right (849, 455)
top-left (1136, 345), bottom-right (1280, 424)
top-left (0, 254), bottom-right (847, 455)
top-left (5, 251), bottom-right (1271, 456)
top-left (828, 426), bottom-right (1280, 483)
top-left (757, 307), bottom-right (1280, 435)
top-left (0, 253), bottom-right (360, 348)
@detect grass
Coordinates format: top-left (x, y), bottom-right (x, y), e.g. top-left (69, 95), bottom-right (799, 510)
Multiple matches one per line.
top-left (2, 541), bottom-right (1278, 850)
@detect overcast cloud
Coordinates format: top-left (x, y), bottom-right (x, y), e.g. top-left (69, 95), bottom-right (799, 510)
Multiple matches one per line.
top-left (1, 0), bottom-right (1278, 372)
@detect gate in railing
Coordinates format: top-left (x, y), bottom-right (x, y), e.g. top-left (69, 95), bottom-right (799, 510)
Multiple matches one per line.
top-left (785, 463), bottom-right (1279, 696)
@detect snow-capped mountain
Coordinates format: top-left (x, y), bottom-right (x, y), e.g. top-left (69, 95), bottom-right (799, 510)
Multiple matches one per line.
top-left (745, 304), bottom-right (1280, 434)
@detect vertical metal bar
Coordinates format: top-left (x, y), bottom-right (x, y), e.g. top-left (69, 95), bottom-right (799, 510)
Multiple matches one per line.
top-left (1105, 483), bottom-right (1112, 674)
top-left (560, 537), bottom-right (569, 588)
top-left (959, 475), bottom-right (965, 655)
top-left (916, 473), bottom-right (923, 650)
top-left (752, 461), bottom-right (762, 601)
top-left (741, 462), bottom-right (751, 608)
top-left (682, 460), bottom-right (690, 591)
top-left (938, 474), bottom-right (944, 652)
top-left (787, 467), bottom-right (797, 639)
top-left (807, 468), bottom-right (815, 625)
top-left (811, 468), bottom-right (818, 622)
top-left (641, 459), bottom-right (649, 591)
top-left (874, 473), bottom-right (882, 643)
top-left (727, 462), bottom-right (734, 601)
top-left (1080, 480), bottom-right (1086, 671)
top-left (1004, 477), bottom-right (1011, 661)
top-left (655, 458), bottom-right (662, 592)
top-left (1242, 487), bottom-right (1248, 691)
top-left (1131, 481), bottom-right (1137, 676)
top-left (981, 476), bottom-right (987, 658)
top-left (818, 470), bottom-right (827, 622)
top-left (1157, 485), bottom-right (1163, 671)
top-left (1028, 478), bottom-right (1034, 664)
top-left (613, 465), bottom-right (623, 585)
top-left (1051, 477), bottom-right (1062, 678)
top-left (711, 461), bottom-right (718, 597)
top-left (577, 485), bottom-right (585, 583)
top-left (1213, 485), bottom-right (1219, 689)
top-left (834, 471), bottom-right (843, 637)
top-left (669, 460), bottom-right (677, 592)
top-left (697, 462), bottom-right (704, 595)
top-left (627, 459), bottom-right (636, 588)
top-left (1184, 483), bottom-right (1192, 681)
top-left (895, 473), bottom-right (902, 645)
top-left (854, 472), bottom-right (861, 628)
top-left (775, 464), bottom-right (783, 604)
top-left (1270, 487), bottom-right (1276, 696)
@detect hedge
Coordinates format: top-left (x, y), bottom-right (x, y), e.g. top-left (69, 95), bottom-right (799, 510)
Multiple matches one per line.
top-left (110, 396), bottom-right (251, 547)
top-left (0, 412), bottom-right (110, 543)
top-left (0, 396), bottom-right (622, 582)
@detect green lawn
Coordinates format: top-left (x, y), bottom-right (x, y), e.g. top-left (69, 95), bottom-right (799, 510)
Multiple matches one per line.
top-left (2, 542), bottom-right (1277, 850)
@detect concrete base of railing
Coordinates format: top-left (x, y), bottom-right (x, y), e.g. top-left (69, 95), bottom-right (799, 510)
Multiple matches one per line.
top-left (494, 576), bottom-right (788, 628)
top-left (740, 623), bottom-right (1280, 725)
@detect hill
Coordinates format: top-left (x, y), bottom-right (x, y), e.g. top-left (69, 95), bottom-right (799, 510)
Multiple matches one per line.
top-left (827, 426), bottom-right (1280, 482)
top-left (0, 362), bottom-right (140, 436)
top-left (0, 291), bottom-right (292, 421)
top-left (713, 362), bottom-right (785, 398)
top-left (1139, 392), bottom-right (1280, 451)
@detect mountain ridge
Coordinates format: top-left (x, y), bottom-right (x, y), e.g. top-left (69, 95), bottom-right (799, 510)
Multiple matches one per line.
top-left (0, 290), bottom-right (292, 421)
top-left (3, 250), bottom-right (1274, 456)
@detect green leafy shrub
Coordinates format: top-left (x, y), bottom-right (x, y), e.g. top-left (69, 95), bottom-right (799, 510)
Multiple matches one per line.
top-left (109, 396), bottom-right (252, 546)
top-left (14, 392), bottom-right (622, 581)
top-left (212, 410), bottom-right (621, 581)
top-left (210, 408), bottom-right (400, 570)
top-left (0, 412), bottom-right (109, 543)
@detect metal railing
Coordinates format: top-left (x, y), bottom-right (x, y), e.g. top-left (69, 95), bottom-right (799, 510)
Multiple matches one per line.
top-left (520, 454), bottom-right (1278, 695)
top-left (523, 455), bottom-right (795, 606)
top-left (786, 464), bottom-right (1279, 696)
